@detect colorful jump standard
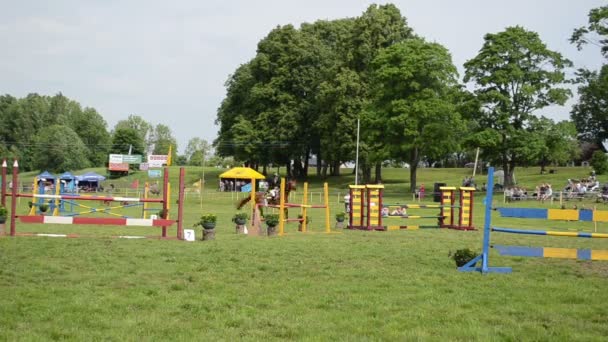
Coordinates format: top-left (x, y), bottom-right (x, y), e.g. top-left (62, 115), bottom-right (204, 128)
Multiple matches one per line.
top-left (1, 160), bottom-right (186, 240)
top-left (459, 167), bottom-right (608, 274)
top-left (347, 184), bottom-right (475, 231)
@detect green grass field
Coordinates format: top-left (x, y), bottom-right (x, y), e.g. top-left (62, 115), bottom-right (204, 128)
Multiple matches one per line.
top-left (1, 166), bottom-right (608, 340)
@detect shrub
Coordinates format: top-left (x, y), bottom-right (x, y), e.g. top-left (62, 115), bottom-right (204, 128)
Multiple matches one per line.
top-left (157, 209), bottom-right (168, 219)
top-left (0, 205), bottom-right (7, 217)
top-left (264, 214), bottom-right (280, 227)
top-left (232, 212), bottom-right (248, 223)
top-left (39, 204), bottom-right (49, 213)
top-left (194, 214), bottom-right (217, 227)
top-left (590, 150), bottom-right (608, 175)
top-left (452, 248), bottom-right (478, 267)
top-left (335, 212), bottom-right (346, 221)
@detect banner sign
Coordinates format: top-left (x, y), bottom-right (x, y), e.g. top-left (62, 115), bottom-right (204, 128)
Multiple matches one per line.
top-left (122, 155), bottom-right (143, 164)
top-left (108, 154), bottom-right (142, 164)
top-left (109, 154), bottom-right (123, 163)
top-left (109, 163), bottom-right (129, 171)
top-left (148, 155), bottom-right (168, 168)
top-left (148, 170), bottom-right (162, 178)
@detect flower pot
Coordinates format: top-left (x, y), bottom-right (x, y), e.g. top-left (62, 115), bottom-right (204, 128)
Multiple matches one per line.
top-left (0, 216), bottom-right (6, 224)
top-left (335, 221), bottom-right (345, 230)
top-left (336, 217), bottom-right (345, 222)
top-left (202, 222), bottom-right (216, 230)
top-left (267, 224), bottom-right (278, 236)
top-left (202, 228), bottom-right (215, 241)
top-left (234, 218), bottom-right (246, 225)
top-left (235, 224), bottom-right (246, 234)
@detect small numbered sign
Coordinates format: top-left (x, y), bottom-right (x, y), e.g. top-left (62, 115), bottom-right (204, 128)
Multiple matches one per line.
top-left (184, 229), bottom-right (195, 242)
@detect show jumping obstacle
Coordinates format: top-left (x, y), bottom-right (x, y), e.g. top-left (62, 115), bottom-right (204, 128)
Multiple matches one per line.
top-left (347, 184), bottom-right (475, 231)
top-left (249, 178), bottom-right (331, 236)
top-left (459, 167), bottom-right (608, 274)
top-left (1, 160), bottom-right (186, 240)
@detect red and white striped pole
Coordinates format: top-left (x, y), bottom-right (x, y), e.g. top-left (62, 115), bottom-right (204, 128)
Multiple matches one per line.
top-left (177, 167), bottom-right (185, 240)
top-left (161, 167), bottom-right (169, 238)
top-left (1, 159), bottom-right (6, 207)
top-left (10, 160), bottom-right (18, 236)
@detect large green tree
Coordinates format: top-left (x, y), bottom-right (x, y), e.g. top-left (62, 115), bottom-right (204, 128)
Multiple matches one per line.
top-left (571, 5), bottom-right (608, 58)
top-left (111, 128), bottom-right (145, 156)
top-left (32, 125), bottom-right (90, 172)
top-left (370, 38), bottom-right (463, 191)
top-left (185, 137), bottom-right (211, 166)
top-left (114, 115), bottom-right (153, 153)
top-left (570, 66), bottom-right (608, 147)
top-left (464, 26), bottom-right (572, 186)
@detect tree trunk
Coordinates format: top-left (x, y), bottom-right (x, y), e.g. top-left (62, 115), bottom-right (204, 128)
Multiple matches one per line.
top-left (409, 148), bottom-right (420, 193)
top-left (374, 162), bottom-right (382, 183)
top-left (331, 160), bottom-right (341, 176)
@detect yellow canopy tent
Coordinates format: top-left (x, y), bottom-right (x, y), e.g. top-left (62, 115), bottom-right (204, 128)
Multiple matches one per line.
top-left (220, 168), bottom-right (266, 232)
top-left (219, 167), bottom-right (265, 180)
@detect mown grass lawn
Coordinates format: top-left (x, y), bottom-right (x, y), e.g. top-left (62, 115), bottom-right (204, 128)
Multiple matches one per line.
top-left (1, 166), bottom-right (607, 340)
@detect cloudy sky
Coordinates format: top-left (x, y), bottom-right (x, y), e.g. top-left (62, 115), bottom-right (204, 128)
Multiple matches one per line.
top-left (1, 0), bottom-right (605, 153)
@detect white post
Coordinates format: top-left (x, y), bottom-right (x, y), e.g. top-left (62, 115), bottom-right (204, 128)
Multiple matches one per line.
top-left (473, 147), bottom-right (480, 178)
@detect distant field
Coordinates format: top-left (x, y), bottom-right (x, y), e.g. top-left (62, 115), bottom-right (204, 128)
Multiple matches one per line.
top-left (1, 166), bottom-right (607, 340)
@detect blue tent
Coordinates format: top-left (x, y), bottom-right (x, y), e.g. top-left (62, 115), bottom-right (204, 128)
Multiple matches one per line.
top-left (59, 172), bottom-right (76, 193)
top-left (36, 171), bottom-right (55, 181)
top-left (59, 171), bottom-right (75, 180)
top-left (76, 172), bottom-right (106, 182)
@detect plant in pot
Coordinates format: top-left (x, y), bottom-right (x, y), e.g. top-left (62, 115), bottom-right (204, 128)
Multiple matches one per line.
top-left (0, 205), bottom-right (7, 224)
top-left (335, 211), bottom-right (347, 229)
top-left (335, 212), bottom-right (346, 222)
top-left (264, 213), bottom-right (280, 236)
top-left (157, 209), bottom-right (168, 219)
top-left (232, 212), bottom-right (248, 234)
top-left (194, 213), bottom-right (217, 241)
top-left (297, 214), bottom-right (311, 232)
top-left (39, 204), bottom-right (49, 214)
top-left (451, 248), bottom-right (478, 267)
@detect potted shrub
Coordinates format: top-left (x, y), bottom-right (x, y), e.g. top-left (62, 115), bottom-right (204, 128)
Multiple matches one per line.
top-left (232, 212), bottom-right (248, 234)
top-left (452, 248), bottom-right (477, 267)
top-left (297, 214), bottom-right (311, 232)
top-left (194, 213), bottom-right (217, 241)
top-left (157, 209), bottom-right (168, 219)
top-left (335, 211), bottom-right (347, 229)
top-left (335, 212), bottom-right (346, 222)
top-left (232, 212), bottom-right (248, 225)
top-left (264, 214), bottom-right (280, 236)
top-left (0, 205), bottom-right (7, 224)
top-left (39, 204), bottom-right (49, 214)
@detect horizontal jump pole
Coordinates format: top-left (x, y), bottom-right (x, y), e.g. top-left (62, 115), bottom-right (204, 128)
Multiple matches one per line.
top-left (18, 216), bottom-right (175, 227)
top-left (15, 193), bottom-right (164, 203)
top-left (15, 233), bottom-right (178, 240)
top-left (492, 227), bottom-right (608, 238)
top-left (494, 245), bottom-right (608, 261)
top-left (386, 225), bottom-right (440, 231)
top-left (382, 204), bottom-right (458, 209)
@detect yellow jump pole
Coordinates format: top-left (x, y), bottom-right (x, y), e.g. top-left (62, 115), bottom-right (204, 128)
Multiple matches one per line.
top-left (28, 178), bottom-right (38, 216)
top-left (167, 182), bottom-right (171, 219)
top-left (302, 182), bottom-right (308, 232)
top-left (143, 182), bottom-right (149, 219)
top-left (52, 181), bottom-right (60, 216)
top-left (324, 182), bottom-right (330, 233)
top-left (279, 178), bottom-right (286, 236)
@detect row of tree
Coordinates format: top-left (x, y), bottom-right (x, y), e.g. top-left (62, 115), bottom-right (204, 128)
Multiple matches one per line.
top-left (0, 94), bottom-right (211, 172)
top-left (215, 4), bottom-right (608, 189)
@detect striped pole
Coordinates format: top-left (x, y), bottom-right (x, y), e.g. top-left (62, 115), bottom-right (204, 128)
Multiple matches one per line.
top-left (177, 167), bottom-right (185, 240)
top-left (279, 178), bottom-right (286, 236)
top-left (492, 227), bottom-right (608, 238)
top-left (161, 168), bottom-right (169, 238)
top-left (10, 160), bottom-right (18, 236)
top-left (1, 159), bottom-right (6, 206)
top-left (494, 245), bottom-right (608, 261)
top-left (302, 182), bottom-right (308, 232)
